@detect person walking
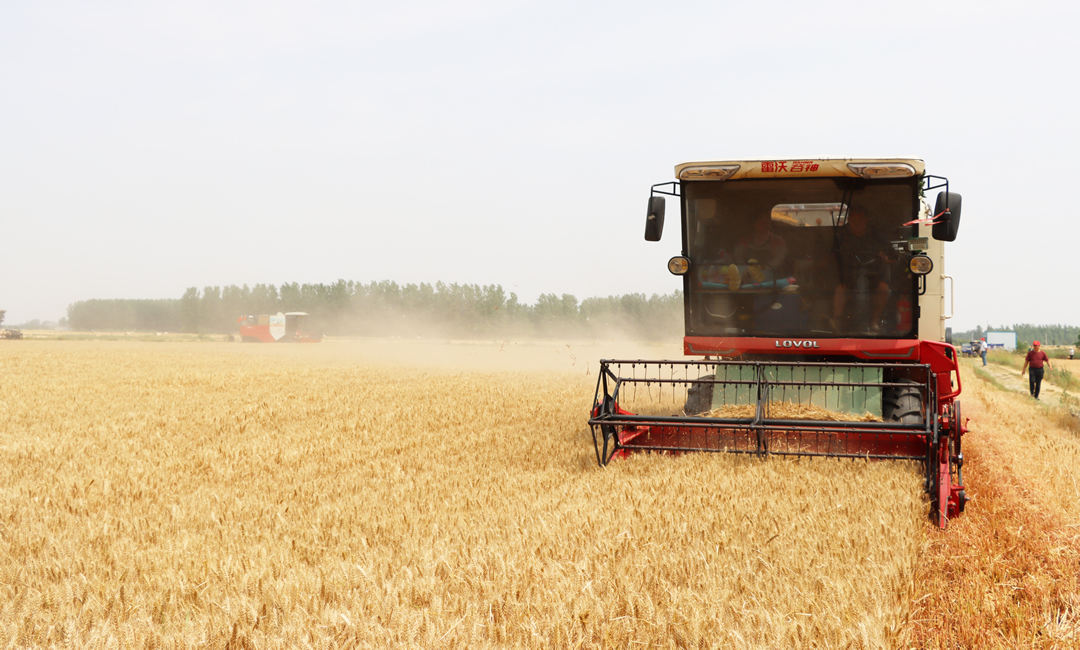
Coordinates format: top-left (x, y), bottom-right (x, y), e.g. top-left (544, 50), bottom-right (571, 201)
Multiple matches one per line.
top-left (1070, 346), bottom-right (1075, 360)
top-left (979, 338), bottom-right (988, 366)
top-left (1021, 340), bottom-right (1053, 399)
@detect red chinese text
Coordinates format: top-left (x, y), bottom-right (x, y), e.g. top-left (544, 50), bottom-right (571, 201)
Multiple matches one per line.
top-left (761, 160), bottom-right (820, 173)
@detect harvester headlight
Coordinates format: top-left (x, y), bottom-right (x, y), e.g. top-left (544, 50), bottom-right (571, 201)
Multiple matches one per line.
top-left (847, 163), bottom-right (916, 179)
top-left (909, 255), bottom-right (934, 275)
top-left (678, 164), bottom-right (740, 181)
top-left (668, 256), bottom-right (690, 275)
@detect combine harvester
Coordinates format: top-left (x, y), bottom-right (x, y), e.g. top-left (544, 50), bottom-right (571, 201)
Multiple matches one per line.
top-left (589, 158), bottom-right (968, 528)
top-left (239, 312), bottom-right (322, 343)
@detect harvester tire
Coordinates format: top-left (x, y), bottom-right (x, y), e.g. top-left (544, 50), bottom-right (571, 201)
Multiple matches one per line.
top-left (685, 374), bottom-right (715, 415)
top-left (883, 379), bottom-right (922, 424)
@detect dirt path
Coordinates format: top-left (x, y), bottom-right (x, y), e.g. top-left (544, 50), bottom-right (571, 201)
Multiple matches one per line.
top-left (965, 357), bottom-right (1072, 406)
top-left (907, 364), bottom-right (1080, 647)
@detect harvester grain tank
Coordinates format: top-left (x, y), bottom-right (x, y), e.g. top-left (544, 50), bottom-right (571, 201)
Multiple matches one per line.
top-left (589, 158), bottom-right (968, 528)
top-left (239, 312), bottom-right (322, 342)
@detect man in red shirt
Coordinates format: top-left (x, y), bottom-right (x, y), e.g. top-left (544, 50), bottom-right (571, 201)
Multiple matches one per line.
top-left (1021, 340), bottom-right (1053, 399)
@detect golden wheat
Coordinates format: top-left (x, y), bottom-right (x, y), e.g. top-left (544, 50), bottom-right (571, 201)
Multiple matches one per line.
top-left (702, 402), bottom-right (884, 422)
top-left (0, 340), bottom-right (929, 648)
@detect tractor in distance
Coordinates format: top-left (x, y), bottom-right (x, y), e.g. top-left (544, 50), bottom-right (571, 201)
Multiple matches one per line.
top-left (589, 158), bottom-right (967, 528)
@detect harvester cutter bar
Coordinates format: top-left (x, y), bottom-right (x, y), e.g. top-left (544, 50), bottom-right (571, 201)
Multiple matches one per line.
top-left (597, 413), bottom-right (926, 431)
top-left (590, 358), bottom-right (936, 466)
top-left (614, 445), bottom-right (925, 461)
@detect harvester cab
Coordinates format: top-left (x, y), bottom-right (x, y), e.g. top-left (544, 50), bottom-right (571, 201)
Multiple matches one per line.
top-left (590, 159), bottom-right (968, 528)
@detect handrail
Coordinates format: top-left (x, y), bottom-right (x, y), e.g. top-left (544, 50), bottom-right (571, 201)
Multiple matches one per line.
top-left (942, 274), bottom-right (954, 319)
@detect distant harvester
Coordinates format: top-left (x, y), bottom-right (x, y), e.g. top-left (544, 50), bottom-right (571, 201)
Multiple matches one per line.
top-left (239, 312), bottom-right (322, 343)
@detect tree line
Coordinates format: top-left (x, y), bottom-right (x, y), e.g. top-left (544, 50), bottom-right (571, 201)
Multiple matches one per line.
top-left (58, 289), bottom-right (1080, 346)
top-left (955, 324), bottom-right (1080, 347)
top-left (66, 281), bottom-right (684, 340)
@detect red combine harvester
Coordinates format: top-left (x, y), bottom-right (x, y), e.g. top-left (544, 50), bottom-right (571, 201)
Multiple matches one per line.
top-left (589, 158), bottom-right (968, 528)
top-left (239, 312), bottom-right (322, 343)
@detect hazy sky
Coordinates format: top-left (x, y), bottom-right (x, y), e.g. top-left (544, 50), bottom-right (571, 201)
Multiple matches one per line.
top-left (2, 0), bottom-right (1077, 331)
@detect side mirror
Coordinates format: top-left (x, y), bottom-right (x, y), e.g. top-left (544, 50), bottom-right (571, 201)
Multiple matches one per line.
top-left (645, 196), bottom-right (666, 241)
top-left (932, 191), bottom-right (962, 242)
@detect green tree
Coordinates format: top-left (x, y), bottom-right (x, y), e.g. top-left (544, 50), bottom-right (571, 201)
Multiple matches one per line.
top-left (200, 286), bottom-right (224, 333)
top-left (250, 284), bottom-right (280, 315)
top-left (279, 282), bottom-right (303, 309)
top-left (180, 288), bottom-right (200, 333)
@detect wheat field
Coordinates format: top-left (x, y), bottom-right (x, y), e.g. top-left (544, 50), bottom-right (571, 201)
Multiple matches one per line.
top-left (0, 339), bottom-right (951, 648)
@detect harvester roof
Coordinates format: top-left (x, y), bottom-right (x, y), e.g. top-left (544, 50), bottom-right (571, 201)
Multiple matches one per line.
top-left (675, 157), bottom-right (925, 181)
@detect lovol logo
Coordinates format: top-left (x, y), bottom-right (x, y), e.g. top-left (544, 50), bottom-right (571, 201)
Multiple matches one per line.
top-left (775, 340), bottom-right (820, 349)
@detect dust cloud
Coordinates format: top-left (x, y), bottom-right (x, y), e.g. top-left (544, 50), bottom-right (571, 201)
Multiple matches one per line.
top-left (279, 337), bottom-right (685, 374)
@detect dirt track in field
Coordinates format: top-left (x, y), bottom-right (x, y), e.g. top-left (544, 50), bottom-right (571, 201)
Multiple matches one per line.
top-left (971, 358), bottom-right (1071, 404)
top-left (906, 362), bottom-right (1080, 648)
